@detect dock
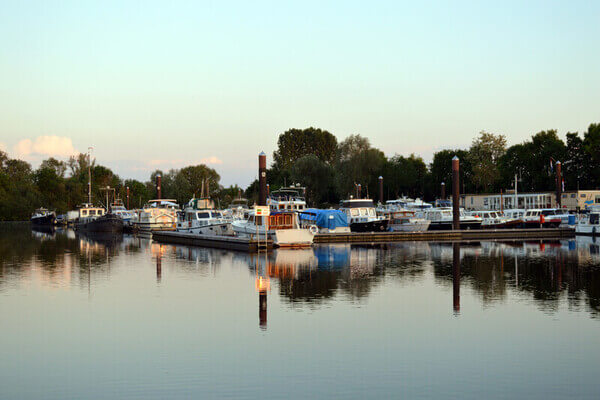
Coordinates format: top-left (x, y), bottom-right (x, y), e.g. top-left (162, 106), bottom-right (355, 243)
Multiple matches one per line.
top-left (152, 231), bottom-right (273, 252)
top-left (314, 228), bottom-right (575, 243)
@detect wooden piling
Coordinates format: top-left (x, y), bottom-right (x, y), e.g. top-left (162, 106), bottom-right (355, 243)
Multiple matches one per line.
top-left (379, 176), bottom-right (384, 204)
top-left (452, 156), bottom-right (460, 230)
top-left (258, 152), bottom-right (267, 206)
top-left (453, 242), bottom-right (460, 314)
top-left (156, 174), bottom-right (162, 200)
top-left (556, 161), bottom-right (562, 208)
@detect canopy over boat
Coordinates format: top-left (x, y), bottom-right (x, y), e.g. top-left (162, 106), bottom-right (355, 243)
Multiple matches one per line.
top-left (299, 209), bottom-right (349, 230)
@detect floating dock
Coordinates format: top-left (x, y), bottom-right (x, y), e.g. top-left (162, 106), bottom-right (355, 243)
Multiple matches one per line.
top-left (314, 228), bottom-right (575, 243)
top-left (152, 231), bottom-right (273, 252)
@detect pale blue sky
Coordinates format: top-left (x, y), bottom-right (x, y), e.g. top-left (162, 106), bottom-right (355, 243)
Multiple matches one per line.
top-left (1, 1), bottom-right (598, 186)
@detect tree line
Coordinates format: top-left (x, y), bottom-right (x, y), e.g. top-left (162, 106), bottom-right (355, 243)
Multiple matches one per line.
top-left (247, 124), bottom-right (600, 206)
top-left (0, 151), bottom-right (241, 221)
top-left (1, 122), bottom-right (598, 220)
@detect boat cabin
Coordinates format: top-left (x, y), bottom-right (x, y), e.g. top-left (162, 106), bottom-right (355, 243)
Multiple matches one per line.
top-left (78, 203), bottom-right (105, 219)
top-left (268, 187), bottom-right (306, 212)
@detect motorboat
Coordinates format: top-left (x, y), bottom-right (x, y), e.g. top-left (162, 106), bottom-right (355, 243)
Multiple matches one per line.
top-left (267, 186), bottom-right (307, 213)
top-left (467, 210), bottom-right (522, 229)
top-left (339, 198), bottom-right (388, 232)
top-left (76, 213), bottom-right (124, 233)
top-left (385, 209), bottom-right (431, 232)
top-left (420, 207), bottom-right (482, 230)
top-left (30, 208), bottom-right (56, 226)
top-left (521, 209), bottom-right (561, 228)
top-left (225, 197), bottom-right (250, 220)
top-left (110, 199), bottom-right (136, 226)
top-left (176, 197), bottom-right (234, 236)
top-left (73, 203), bottom-right (106, 228)
top-left (232, 210), bottom-right (314, 247)
top-left (576, 208), bottom-right (600, 236)
top-left (131, 199), bottom-right (178, 232)
top-left (298, 208), bottom-right (350, 233)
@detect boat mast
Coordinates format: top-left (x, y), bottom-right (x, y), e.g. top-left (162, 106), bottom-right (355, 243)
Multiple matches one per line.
top-left (87, 147), bottom-right (93, 204)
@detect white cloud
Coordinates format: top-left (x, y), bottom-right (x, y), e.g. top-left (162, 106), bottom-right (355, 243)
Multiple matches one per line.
top-left (200, 156), bottom-right (223, 165)
top-left (13, 136), bottom-right (78, 158)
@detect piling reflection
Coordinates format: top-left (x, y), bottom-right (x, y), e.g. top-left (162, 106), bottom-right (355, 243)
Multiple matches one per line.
top-left (453, 242), bottom-right (460, 314)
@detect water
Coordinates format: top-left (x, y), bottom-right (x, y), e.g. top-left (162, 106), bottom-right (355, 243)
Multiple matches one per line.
top-left (1, 223), bottom-right (600, 399)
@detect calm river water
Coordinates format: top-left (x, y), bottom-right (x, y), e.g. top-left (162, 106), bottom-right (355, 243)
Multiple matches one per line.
top-left (1, 223), bottom-right (600, 399)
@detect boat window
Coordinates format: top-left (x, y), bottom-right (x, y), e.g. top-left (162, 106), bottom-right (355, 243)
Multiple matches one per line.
top-left (525, 211), bottom-right (532, 217)
top-left (197, 212), bottom-right (210, 218)
top-left (81, 210), bottom-right (87, 216)
top-left (542, 210), bottom-right (554, 216)
top-left (442, 211), bottom-right (452, 217)
top-left (591, 214), bottom-right (599, 225)
top-left (368, 209), bottom-right (375, 217)
top-left (351, 209), bottom-right (359, 217)
top-left (90, 210), bottom-right (96, 216)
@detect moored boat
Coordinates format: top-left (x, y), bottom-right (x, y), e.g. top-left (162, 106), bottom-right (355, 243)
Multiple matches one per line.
top-left (131, 199), bottom-right (179, 232)
top-left (576, 208), bottom-right (600, 236)
top-left (232, 210), bottom-right (314, 247)
top-left (339, 198), bottom-right (388, 232)
top-left (420, 207), bottom-right (482, 230)
top-left (30, 208), bottom-right (56, 226)
top-left (176, 197), bottom-right (234, 236)
top-left (298, 209), bottom-right (350, 233)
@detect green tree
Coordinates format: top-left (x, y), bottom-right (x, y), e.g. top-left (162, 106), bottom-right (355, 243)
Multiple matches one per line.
top-left (467, 131), bottom-right (506, 192)
top-left (429, 149), bottom-right (473, 196)
top-left (583, 123), bottom-right (600, 188)
top-left (290, 155), bottom-right (336, 206)
top-left (273, 127), bottom-right (338, 169)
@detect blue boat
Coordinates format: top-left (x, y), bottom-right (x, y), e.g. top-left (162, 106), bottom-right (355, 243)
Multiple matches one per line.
top-left (299, 209), bottom-right (350, 233)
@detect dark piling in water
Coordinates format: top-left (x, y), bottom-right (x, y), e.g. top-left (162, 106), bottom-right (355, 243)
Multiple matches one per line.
top-left (441, 182), bottom-right (445, 200)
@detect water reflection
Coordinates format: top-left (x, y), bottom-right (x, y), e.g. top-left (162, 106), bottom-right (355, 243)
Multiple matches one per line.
top-left (2, 223), bottom-right (600, 319)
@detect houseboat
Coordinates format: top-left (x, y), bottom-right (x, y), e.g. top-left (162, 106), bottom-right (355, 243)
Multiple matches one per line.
top-left (420, 207), bottom-right (482, 230)
top-left (232, 210), bottom-right (314, 247)
top-left (298, 209), bottom-right (350, 233)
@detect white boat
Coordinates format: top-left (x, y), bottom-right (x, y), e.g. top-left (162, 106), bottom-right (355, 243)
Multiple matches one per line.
top-left (232, 210), bottom-right (314, 247)
top-left (339, 198), bottom-right (388, 232)
top-left (176, 198), bottom-right (234, 236)
top-left (521, 209), bottom-right (561, 228)
top-left (131, 199), bottom-right (178, 232)
top-left (420, 207), bottom-right (482, 230)
top-left (298, 208), bottom-right (351, 233)
top-left (576, 209), bottom-right (600, 236)
top-left (385, 209), bottom-right (430, 232)
top-left (110, 199), bottom-right (136, 226)
top-left (267, 186), bottom-right (307, 213)
top-left (466, 210), bottom-right (521, 229)
top-left (224, 197), bottom-right (250, 220)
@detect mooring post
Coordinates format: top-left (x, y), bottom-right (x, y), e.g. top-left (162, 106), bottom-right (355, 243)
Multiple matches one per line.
top-left (452, 156), bottom-right (460, 230)
top-left (378, 176), bottom-right (384, 204)
top-left (453, 242), bottom-right (460, 314)
top-left (441, 182), bottom-right (446, 200)
top-left (358, 183), bottom-right (362, 198)
top-left (156, 174), bottom-right (162, 200)
top-left (258, 152), bottom-right (267, 206)
top-left (126, 186), bottom-right (130, 209)
top-left (556, 161), bottom-right (562, 208)
top-left (266, 183), bottom-right (270, 197)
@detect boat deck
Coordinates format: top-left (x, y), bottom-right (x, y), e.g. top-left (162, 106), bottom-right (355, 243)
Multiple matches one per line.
top-left (152, 231), bottom-right (273, 252)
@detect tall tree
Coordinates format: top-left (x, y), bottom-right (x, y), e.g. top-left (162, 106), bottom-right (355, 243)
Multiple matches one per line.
top-left (273, 127), bottom-right (338, 169)
top-left (290, 155), bottom-right (336, 206)
top-left (467, 131), bottom-right (506, 192)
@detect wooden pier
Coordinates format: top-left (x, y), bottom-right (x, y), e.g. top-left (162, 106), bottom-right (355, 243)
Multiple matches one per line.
top-left (152, 231), bottom-right (273, 252)
top-left (314, 228), bottom-right (575, 243)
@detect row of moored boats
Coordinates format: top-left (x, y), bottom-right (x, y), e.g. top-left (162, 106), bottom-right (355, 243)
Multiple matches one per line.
top-left (30, 187), bottom-right (600, 247)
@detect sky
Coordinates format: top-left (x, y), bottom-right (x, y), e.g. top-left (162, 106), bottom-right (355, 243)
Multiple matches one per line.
top-left (1, 0), bottom-right (599, 187)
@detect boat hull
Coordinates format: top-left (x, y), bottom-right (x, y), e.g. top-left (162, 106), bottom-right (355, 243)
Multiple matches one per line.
top-left (350, 220), bottom-right (389, 233)
top-left (31, 214), bottom-right (56, 226)
top-left (427, 220), bottom-right (483, 231)
top-left (77, 214), bottom-right (124, 233)
top-left (389, 221), bottom-right (430, 232)
top-left (576, 225), bottom-right (600, 236)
